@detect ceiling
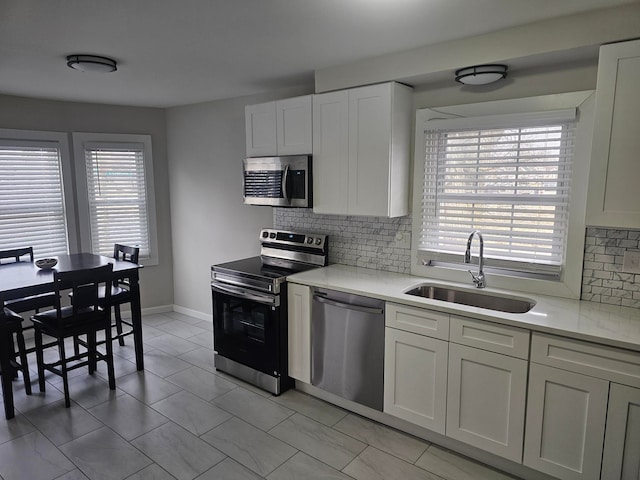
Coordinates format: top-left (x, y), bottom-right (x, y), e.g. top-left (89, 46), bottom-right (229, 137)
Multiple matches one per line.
top-left (0, 0), bottom-right (636, 108)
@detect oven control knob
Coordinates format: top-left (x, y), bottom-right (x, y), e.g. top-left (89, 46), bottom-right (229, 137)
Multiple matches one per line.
top-left (269, 232), bottom-right (276, 239)
top-left (262, 231), bottom-right (269, 238)
top-left (315, 238), bottom-right (322, 246)
top-left (306, 237), bottom-right (313, 244)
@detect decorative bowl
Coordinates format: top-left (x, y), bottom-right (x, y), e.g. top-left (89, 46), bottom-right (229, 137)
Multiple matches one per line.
top-left (35, 258), bottom-right (58, 269)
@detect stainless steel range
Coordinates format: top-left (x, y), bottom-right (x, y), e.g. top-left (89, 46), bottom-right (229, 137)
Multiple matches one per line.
top-left (211, 228), bottom-right (328, 395)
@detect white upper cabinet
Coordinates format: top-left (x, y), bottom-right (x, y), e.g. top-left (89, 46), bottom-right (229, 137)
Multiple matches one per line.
top-left (313, 82), bottom-right (412, 217)
top-left (245, 95), bottom-right (312, 157)
top-left (587, 39), bottom-right (640, 228)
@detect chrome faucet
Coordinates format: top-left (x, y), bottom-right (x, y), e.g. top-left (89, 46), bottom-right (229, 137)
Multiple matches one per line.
top-left (465, 230), bottom-right (485, 288)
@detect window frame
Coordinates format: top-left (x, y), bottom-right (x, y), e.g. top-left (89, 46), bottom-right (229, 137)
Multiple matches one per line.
top-left (73, 132), bottom-right (158, 266)
top-left (411, 92), bottom-right (595, 299)
top-left (0, 128), bottom-right (79, 255)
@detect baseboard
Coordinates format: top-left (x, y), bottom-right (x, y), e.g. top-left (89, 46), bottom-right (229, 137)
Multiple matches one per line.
top-left (172, 305), bottom-right (212, 322)
top-left (142, 304), bottom-right (174, 316)
top-left (116, 304), bottom-right (173, 319)
top-left (106, 303), bottom-right (210, 322)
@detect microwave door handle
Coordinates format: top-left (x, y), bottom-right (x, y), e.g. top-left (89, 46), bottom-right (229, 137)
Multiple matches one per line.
top-left (282, 165), bottom-right (290, 204)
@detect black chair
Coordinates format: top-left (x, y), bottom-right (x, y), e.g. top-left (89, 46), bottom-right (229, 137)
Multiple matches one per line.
top-left (72, 244), bottom-right (140, 353)
top-left (108, 244), bottom-right (140, 346)
top-left (1, 306), bottom-right (32, 419)
top-left (0, 247), bottom-right (57, 314)
top-left (31, 264), bottom-right (115, 408)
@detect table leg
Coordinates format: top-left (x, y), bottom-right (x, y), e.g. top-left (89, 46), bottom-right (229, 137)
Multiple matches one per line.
top-left (130, 276), bottom-right (144, 370)
top-left (1, 328), bottom-right (16, 419)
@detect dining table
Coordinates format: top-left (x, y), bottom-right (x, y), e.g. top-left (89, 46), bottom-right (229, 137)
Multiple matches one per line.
top-left (0, 253), bottom-right (144, 419)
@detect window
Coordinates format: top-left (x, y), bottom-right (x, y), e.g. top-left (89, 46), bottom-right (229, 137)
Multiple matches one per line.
top-left (0, 130), bottom-right (75, 257)
top-left (421, 117), bottom-right (575, 276)
top-left (73, 133), bottom-right (157, 265)
top-left (412, 93), bottom-right (595, 299)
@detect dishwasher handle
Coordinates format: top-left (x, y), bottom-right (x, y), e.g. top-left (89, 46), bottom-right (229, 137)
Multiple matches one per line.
top-left (313, 294), bottom-right (384, 315)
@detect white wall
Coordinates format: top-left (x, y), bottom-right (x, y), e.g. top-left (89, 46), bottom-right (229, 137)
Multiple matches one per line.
top-left (166, 87), bottom-right (311, 318)
top-left (0, 94), bottom-right (174, 310)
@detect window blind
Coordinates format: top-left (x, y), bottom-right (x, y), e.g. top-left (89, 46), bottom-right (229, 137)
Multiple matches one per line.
top-left (0, 141), bottom-right (69, 256)
top-left (420, 122), bottom-right (575, 274)
top-left (84, 143), bottom-right (150, 258)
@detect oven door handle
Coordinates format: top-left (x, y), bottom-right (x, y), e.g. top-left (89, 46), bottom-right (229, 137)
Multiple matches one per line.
top-left (282, 164), bottom-right (290, 204)
top-left (212, 283), bottom-right (277, 306)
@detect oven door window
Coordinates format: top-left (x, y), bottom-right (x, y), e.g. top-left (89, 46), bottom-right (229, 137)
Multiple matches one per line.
top-left (212, 289), bottom-right (279, 375)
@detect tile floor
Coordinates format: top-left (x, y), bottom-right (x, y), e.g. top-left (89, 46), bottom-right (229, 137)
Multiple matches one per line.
top-left (0, 311), bottom-right (520, 480)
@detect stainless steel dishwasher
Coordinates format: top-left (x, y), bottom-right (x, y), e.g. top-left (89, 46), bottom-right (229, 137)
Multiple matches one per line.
top-left (311, 288), bottom-right (385, 411)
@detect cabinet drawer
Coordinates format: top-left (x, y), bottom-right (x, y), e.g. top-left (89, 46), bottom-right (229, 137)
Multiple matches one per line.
top-left (450, 316), bottom-right (530, 359)
top-left (385, 303), bottom-right (449, 340)
top-left (531, 332), bottom-right (640, 388)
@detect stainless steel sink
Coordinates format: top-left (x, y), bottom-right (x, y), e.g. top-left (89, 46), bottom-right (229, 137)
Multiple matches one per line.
top-left (405, 284), bottom-right (535, 314)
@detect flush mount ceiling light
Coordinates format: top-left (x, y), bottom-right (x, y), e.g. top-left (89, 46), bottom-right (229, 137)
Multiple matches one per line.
top-left (455, 64), bottom-right (507, 85)
top-left (66, 54), bottom-right (117, 73)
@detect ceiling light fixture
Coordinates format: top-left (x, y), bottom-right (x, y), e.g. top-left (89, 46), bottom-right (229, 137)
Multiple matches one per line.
top-left (66, 54), bottom-right (117, 73)
top-left (455, 64), bottom-right (507, 85)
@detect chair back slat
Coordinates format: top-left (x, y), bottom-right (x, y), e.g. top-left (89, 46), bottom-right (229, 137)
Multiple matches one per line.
top-left (113, 244), bottom-right (140, 264)
top-left (0, 247), bottom-right (34, 264)
top-left (112, 244), bottom-right (140, 289)
top-left (53, 264), bottom-right (113, 323)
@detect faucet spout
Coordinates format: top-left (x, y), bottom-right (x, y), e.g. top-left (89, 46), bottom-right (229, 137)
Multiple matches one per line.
top-left (464, 230), bottom-right (485, 288)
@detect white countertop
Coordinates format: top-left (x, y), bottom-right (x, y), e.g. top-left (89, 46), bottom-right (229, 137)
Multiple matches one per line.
top-left (287, 264), bottom-right (640, 352)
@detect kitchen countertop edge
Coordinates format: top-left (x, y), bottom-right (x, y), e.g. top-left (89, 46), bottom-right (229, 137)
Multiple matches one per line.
top-left (287, 264), bottom-right (640, 353)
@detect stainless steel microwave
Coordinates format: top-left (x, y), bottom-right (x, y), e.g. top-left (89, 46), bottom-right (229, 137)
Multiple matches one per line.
top-left (243, 155), bottom-right (312, 207)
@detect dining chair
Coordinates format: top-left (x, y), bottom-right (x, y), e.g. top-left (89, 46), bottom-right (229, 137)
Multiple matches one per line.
top-left (0, 247), bottom-right (58, 314)
top-left (108, 244), bottom-right (140, 346)
top-left (71, 244), bottom-right (140, 354)
top-left (31, 264), bottom-right (115, 408)
top-left (1, 306), bottom-right (32, 419)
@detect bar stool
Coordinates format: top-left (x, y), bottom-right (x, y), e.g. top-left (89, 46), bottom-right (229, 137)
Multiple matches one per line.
top-left (31, 264), bottom-right (116, 408)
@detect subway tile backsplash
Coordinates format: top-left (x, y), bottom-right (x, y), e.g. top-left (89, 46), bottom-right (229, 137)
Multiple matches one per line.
top-left (276, 210), bottom-right (639, 306)
top-left (582, 227), bottom-right (640, 307)
top-left (274, 208), bottom-right (412, 273)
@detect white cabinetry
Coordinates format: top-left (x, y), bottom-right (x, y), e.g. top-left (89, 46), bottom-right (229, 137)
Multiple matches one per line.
top-left (524, 363), bottom-right (608, 480)
top-left (446, 317), bottom-right (529, 463)
top-left (312, 82), bottom-right (412, 217)
top-left (524, 332), bottom-right (640, 480)
top-left (383, 303), bottom-right (448, 433)
top-left (287, 283), bottom-right (311, 383)
top-left (587, 39), bottom-right (640, 228)
top-left (245, 95), bottom-right (312, 157)
top-left (601, 383), bottom-right (640, 480)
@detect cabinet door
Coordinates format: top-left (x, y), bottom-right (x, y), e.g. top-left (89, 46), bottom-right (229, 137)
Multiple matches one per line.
top-left (287, 283), bottom-right (311, 383)
top-left (524, 363), bottom-right (609, 480)
top-left (446, 343), bottom-right (527, 463)
top-left (245, 102), bottom-right (277, 156)
top-left (276, 96), bottom-right (312, 155)
top-left (587, 39), bottom-right (640, 228)
top-left (348, 83), bottom-right (392, 217)
top-left (602, 383), bottom-right (640, 480)
top-left (312, 91), bottom-right (349, 214)
top-left (383, 327), bottom-right (448, 433)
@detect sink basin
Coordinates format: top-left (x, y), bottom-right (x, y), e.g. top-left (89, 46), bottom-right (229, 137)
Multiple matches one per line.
top-left (405, 284), bottom-right (535, 314)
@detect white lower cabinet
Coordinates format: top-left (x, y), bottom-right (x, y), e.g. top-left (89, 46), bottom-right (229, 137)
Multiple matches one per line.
top-left (446, 343), bottom-right (527, 463)
top-left (523, 363), bottom-right (609, 480)
top-left (287, 283), bottom-right (311, 383)
top-left (383, 327), bottom-right (448, 433)
top-left (602, 383), bottom-right (640, 480)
